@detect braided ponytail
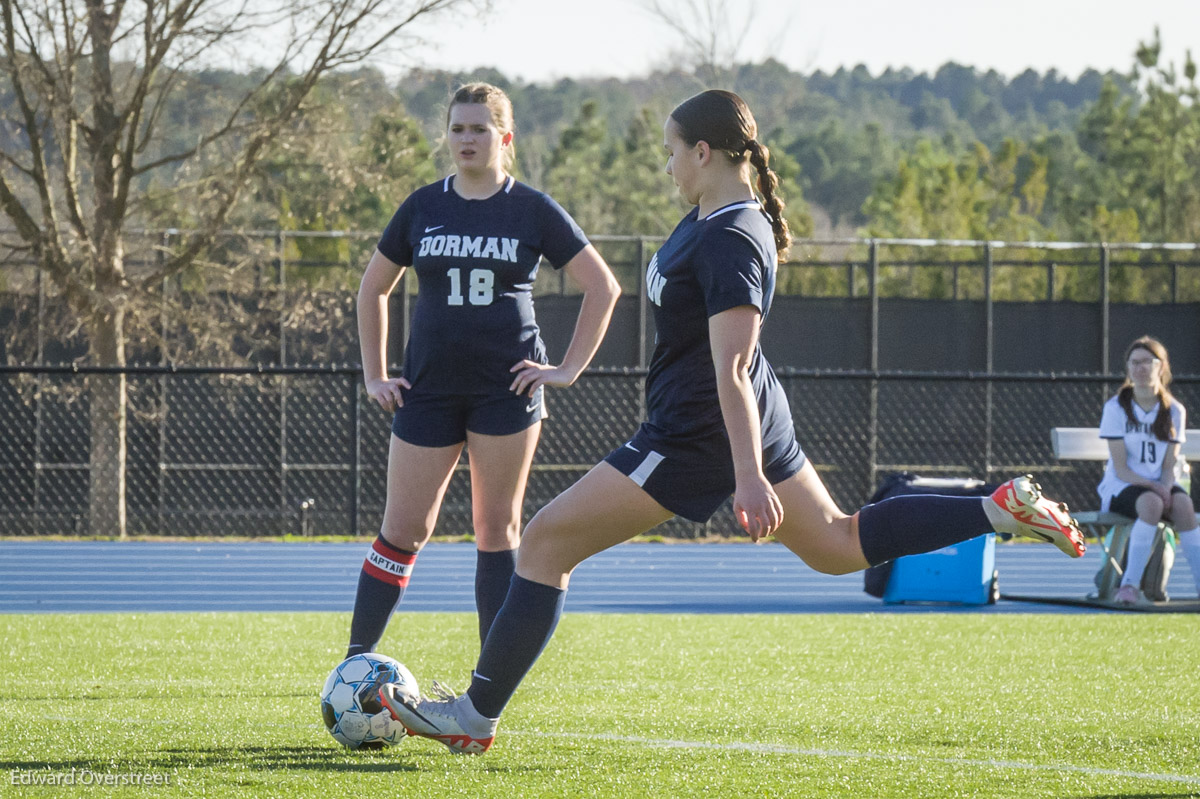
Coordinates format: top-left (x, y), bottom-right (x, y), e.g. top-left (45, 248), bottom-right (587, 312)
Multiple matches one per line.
top-left (671, 90), bottom-right (792, 262)
top-left (746, 140), bottom-right (791, 262)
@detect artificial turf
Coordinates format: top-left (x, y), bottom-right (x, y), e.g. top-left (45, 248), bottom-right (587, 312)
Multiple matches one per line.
top-left (3, 612), bottom-right (1198, 798)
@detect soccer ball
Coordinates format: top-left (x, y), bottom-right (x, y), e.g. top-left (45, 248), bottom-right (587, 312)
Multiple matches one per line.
top-left (320, 653), bottom-right (418, 749)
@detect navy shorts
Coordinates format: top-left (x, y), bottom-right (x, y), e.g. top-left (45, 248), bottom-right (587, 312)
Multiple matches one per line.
top-left (604, 425), bottom-right (806, 523)
top-left (1109, 484), bottom-right (1187, 519)
top-left (391, 386), bottom-right (547, 448)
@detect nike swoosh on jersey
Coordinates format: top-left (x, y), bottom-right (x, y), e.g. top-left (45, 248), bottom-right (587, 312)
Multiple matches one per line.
top-left (424, 225), bottom-right (444, 233)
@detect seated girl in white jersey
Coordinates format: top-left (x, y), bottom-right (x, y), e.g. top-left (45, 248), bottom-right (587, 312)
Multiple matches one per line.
top-left (1099, 336), bottom-right (1200, 605)
top-left (378, 89), bottom-right (1086, 754)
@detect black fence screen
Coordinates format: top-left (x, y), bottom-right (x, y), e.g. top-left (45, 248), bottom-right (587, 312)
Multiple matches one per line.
top-left (4, 366), bottom-right (1192, 538)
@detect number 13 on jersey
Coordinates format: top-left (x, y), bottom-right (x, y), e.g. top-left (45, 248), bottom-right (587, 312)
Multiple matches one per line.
top-left (447, 268), bottom-right (495, 306)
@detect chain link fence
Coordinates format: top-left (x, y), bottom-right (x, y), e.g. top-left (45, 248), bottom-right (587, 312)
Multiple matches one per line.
top-left (6, 234), bottom-right (1200, 371)
top-left (5, 233), bottom-right (1200, 537)
top-left (5, 365), bottom-right (1195, 538)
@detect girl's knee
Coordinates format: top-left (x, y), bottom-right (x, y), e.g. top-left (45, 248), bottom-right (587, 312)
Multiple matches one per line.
top-left (472, 512), bottom-right (522, 549)
top-left (1136, 493), bottom-right (1164, 520)
top-left (774, 516), bottom-right (865, 575)
top-left (1136, 509), bottom-right (1162, 525)
top-left (518, 510), bottom-right (558, 555)
top-left (378, 529), bottom-right (427, 552)
top-left (379, 515), bottom-right (435, 551)
top-left (1170, 492), bottom-right (1197, 528)
top-left (806, 557), bottom-right (860, 577)
top-left (519, 505), bottom-right (584, 562)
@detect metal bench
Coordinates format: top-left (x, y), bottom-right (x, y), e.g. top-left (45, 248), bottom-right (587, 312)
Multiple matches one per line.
top-left (1051, 427), bottom-right (1199, 600)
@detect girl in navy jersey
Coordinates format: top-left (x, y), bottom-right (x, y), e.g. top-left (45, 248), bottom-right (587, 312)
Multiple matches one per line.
top-left (346, 83), bottom-right (620, 657)
top-left (380, 90), bottom-right (1086, 754)
top-left (1099, 337), bottom-right (1200, 604)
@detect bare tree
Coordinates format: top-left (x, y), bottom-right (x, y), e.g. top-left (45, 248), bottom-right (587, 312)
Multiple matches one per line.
top-left (639, 0), bottom-right (759, 85)
top-left (0, 0), bottom-right (484, 537)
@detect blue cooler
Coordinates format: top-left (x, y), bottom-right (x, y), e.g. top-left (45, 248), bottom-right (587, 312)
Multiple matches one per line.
top-left (882, 533), bottom-right (998, 605)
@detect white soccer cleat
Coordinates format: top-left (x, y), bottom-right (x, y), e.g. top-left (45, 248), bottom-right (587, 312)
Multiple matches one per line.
top-left (989, 475), bottom-right (1086, 558)
top-left (379, 680), bottom-right (497, 755)
top-left (1113, 584), bottom-right (1144, 605)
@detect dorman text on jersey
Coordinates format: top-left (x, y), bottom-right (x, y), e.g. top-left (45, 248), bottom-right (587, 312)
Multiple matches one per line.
top-left (417, 234), bottom-right (519, 263)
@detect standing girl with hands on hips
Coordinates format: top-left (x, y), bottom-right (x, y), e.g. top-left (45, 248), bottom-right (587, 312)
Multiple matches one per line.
top-left (1099, 336), bottom-right (1200, 604)
top-left (381, 89), bottom-right (1085, 754)
top-left (347, 82), bottom-right (620, 657)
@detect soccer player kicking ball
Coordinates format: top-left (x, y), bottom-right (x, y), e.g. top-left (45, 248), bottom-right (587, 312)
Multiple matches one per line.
top-left (380, 89), bottom-right (1085, 754)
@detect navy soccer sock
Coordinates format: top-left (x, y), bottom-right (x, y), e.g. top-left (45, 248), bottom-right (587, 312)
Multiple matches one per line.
top-left (467, 574), bottom-right (565, 719)
top-left (857, 495), bottom-right (993, 566)
top-left (475, 548), bottom-right (517, 646)
top-left (345, 535), bottom-right (418, 658)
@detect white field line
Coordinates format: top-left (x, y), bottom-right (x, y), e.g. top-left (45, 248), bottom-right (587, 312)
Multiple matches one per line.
top-left (508, 730), bottom-right (1200, 786)
top-left (36, 715), bottom-right (317, 729)
top-left (26, 715), bottom-right (1199, 785)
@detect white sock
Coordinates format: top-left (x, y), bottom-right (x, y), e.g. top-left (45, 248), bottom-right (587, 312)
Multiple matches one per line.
top-left (1120, 519), bottom-right (1159, 588)
top-left (1175, 528), bottom-right (1200, 595)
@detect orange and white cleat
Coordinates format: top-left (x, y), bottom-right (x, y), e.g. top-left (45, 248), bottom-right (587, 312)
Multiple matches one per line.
top-left (379, 680), bottom-right (496, 755)
top-left (990, 475), bottom-right (1086, 558)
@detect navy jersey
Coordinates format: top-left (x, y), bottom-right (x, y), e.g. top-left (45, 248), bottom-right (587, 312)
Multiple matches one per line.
top-left (377, 175), bottom-right (589, 393)
top-left (642, 201), bottom-right (794, 454)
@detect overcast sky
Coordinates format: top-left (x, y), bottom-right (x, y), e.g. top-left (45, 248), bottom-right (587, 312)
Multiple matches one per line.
top-left (397, 0), bottom-right (1199, 83)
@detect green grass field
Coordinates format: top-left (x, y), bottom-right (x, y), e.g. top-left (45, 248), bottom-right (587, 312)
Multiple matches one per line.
top-left (3, 612), bottom-right (1199, 798)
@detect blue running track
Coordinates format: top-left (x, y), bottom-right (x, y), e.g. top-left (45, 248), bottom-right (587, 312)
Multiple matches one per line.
top-left (3, 541), bottom-right (1193, 614)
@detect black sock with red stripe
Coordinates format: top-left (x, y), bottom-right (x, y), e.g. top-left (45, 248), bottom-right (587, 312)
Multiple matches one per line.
top-left (346, 535), bottom-right (418, 658)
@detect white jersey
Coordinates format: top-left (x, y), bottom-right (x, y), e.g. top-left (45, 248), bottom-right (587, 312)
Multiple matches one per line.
top-left (1097, 394), bottom-right (1187, 509)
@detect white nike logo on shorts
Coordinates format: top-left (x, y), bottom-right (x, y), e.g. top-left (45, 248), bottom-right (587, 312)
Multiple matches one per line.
top-left (624, 442), bottom-right (639, 452)
top-left (526, 399), bottom-right (540, 413)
